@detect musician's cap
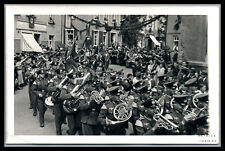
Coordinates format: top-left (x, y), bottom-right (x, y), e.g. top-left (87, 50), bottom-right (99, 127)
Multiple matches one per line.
top-left (106, 86), bottom-right (120, 92)
top-left (184, 77), bottom-right (197, 86)
top-left (173, 94), bottom-right (189, 101)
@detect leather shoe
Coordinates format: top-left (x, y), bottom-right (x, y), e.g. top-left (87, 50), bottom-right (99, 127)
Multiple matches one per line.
top-left (66, 130), bottom-right (70, 135)
top-left (40, 123), bottom-right (44, 127)
top-left (33, 112), bottom-right (37, 116)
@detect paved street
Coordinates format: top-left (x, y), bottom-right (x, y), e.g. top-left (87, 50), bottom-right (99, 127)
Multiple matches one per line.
top-left (14, 65), bottom-right (133, 135)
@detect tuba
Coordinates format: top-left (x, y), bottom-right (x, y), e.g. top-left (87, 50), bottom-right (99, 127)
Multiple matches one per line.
top-left (62, 73), bottom-right (90, 114)
top-left (62, 84), bottom-right (88, 114)
top-left (153, 114), bottom-right (179, 131)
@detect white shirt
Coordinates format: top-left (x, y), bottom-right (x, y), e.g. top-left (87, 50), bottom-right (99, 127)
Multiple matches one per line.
top-left (147, 64), bottom-right (155, 72)
top-left (156, 66), bottom-right (165, 77)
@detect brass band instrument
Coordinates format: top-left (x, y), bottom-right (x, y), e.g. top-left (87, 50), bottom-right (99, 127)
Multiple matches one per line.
top-left (15, 56), bottom-right (29, 67)
top-left (63, 83), bottom-right (88, 114)
top-left (90, 90), bottom-right (105, 104)
top-left (44, 69), bottom-right (74, 108)
top-left (192, 92), bottom-right (208, 109)
top-left (62, 73), bottom-right (91, 114)
top-left (153, 114), bottom-right (179, 131)
top-left (113, 102), bottom-right (132, 122)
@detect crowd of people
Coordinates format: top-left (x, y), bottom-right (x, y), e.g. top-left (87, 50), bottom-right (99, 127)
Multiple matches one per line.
top-left (14, 43), bottom-right (209, 135)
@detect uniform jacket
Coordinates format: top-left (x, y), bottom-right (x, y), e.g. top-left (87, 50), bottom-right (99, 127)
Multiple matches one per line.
top-left (33, 78), bottom-right (49, 100)
top-left (98, 98), bottom-right (128, 129)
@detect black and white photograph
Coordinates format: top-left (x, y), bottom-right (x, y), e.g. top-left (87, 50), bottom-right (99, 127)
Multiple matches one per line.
top-left (5, 4), bottom-right (221, 147)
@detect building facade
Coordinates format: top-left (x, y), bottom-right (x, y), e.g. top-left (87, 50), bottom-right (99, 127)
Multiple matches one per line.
top-left (166, 15), bottom-right (207, 65)
top-left (138, 15), bottom-right (167, 50)
top-left (14, 15), bottom-right (64, 53)
top-left (65, 15), bottom-right (123, 49)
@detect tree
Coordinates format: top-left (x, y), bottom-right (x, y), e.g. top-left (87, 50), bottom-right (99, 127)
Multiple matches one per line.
top-left (119, 15), bottom-right (146, 48)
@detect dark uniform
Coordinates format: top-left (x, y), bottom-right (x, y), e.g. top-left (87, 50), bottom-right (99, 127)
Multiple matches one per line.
top-left (79, 93), bottom-right (103, 135)
top-left (98, 94), bottom-right (128, 135)
top-left (134, 99), bottom-right (156, 135)
top-left (27, 68), bottom-right (38, 111)
top-left (33, 70), bottom-right (49, 127)
top-left (58, 83), bottom-right (83, 135)
top-left (47, 77), bottom-right (66, 135)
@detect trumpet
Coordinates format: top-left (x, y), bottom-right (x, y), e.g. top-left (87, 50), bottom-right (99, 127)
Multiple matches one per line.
top-left (153, 114), bottom-right (179, 131)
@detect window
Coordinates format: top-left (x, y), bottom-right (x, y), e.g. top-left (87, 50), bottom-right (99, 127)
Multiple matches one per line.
top-left (49, 35), bottom-right (54, 49)
top-left (104, 15), bottom-right (108, 21)
top-left (111, 33), bottom-right (116, 45)
top-left (174, 36), bottom-right (179, 41)
top-left (93, 31), bottom-right (99, 46)
top-left (173, 35), bottom-right (179, 50)
top-left (112, 15), bottom-right (116, 22)
top-left (103, 32), bottom-right (107, 46)
top-left (65, 29), bottom-right (74, 46)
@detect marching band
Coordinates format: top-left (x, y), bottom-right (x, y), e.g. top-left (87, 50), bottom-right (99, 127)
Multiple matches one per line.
top-left (14, 44), bottom-right (209, 135)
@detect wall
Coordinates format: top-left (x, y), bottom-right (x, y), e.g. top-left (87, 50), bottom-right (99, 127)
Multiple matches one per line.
top-left (70, 15), bottom-right (122, 49)
top-left (14, 15), bottom-right (63, 53)
top-left (180, 15), bottom-right (207, 63)
top-left (166, 15), bottom-right (182, 51)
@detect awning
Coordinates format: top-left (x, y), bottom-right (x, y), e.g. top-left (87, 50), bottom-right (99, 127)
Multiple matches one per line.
top-left (149, 35), bottom-right (161, 46)
top-left (21, 33), bottom-right (43, 53)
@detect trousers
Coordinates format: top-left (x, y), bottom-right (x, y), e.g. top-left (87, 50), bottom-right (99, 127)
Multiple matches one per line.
top-left (67, 114), bottom-right (82, 135)
top-left (81, 123), bottom-right (101, 135)
top-left (54, 103), bottom-right (66, 135)
top-left (29, 87), bottom-right (37, 114)
top-left (37, 99), bottom-right (47, 124)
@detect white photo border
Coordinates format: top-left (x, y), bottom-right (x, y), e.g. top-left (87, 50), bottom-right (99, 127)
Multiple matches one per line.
top-left (5, 4), bottom-right (221, 147)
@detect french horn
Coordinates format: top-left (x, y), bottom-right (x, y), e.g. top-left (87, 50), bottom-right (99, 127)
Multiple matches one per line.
top-left (113, 103), bottom-right (132, 122)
